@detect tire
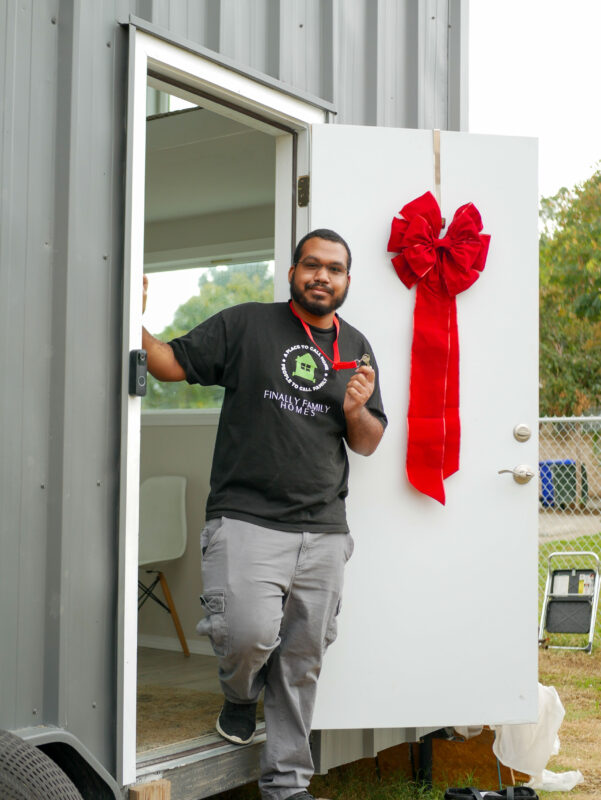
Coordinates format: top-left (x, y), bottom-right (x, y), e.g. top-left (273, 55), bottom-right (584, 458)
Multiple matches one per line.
top-left (0, 730), bottom-right (83, 800)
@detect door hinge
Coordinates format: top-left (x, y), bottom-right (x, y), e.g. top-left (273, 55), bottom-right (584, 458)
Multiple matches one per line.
top-left (297, 175), bottom-right (310, 207)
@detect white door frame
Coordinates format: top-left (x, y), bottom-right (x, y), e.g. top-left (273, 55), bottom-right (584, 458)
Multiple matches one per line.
top-left (119, 26), bottom-right (328, 785)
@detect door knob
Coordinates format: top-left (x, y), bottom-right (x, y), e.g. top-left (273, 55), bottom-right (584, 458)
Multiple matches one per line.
top-left (498, 465), bottom-right (536, 484)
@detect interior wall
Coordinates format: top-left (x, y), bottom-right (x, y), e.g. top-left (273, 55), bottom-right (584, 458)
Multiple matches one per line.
top-left (138, 420), bottom-right (218, 650)
top-left (144, 203), bottom-right (274, 269)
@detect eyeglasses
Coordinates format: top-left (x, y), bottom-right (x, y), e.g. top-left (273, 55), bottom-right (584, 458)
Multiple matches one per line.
top-left (297, 259), bottom-right (348, 277)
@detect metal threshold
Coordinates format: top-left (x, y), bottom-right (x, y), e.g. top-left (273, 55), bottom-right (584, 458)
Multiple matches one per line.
top-left (135, 724), bottom-right (267, 799)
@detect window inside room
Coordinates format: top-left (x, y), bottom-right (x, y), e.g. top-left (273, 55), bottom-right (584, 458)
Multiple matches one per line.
top-left (142, 259), bottom-right (274, 409)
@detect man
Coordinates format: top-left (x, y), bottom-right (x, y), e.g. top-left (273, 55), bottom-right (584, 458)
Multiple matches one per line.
top-left (142, 229), bottom-right (386, 800)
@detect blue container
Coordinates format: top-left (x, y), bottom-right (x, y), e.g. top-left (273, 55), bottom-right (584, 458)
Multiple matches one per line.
top-left (539, 459), bottom-right (576, 508)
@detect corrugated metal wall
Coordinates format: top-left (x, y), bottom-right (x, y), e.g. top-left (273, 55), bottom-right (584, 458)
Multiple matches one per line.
top-left (131, 0), bottom-right (456, 128)
top-left (0, 0), bottom-right (130, 772)
top-left (0, 0), bottom-right (462, 778)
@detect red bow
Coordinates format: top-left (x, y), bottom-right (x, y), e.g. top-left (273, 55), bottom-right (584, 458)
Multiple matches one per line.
top-left (388, 191), bottom-right (490, 504)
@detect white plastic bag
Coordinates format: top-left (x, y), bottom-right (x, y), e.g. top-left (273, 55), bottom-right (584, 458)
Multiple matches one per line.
top-left (526, 768), bottom-right (584, 791)
top-left (491, 683), bottom-right (565, 776)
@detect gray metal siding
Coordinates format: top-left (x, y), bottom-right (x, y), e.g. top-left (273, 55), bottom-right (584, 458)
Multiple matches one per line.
top-left (44, 0), bottom-right (128, 771)
top-left (333, 0), bottom-right (424, 127)
top-left (1, 0), bottom-right (60, 734)
top-left (277, 0), bottom-right (333, 102)
top-left (130, 0), bottom-right (456, 128)
top-left (218, 0), bottom-right (280, 79)
top-left (0, 0), bottom-right (464, 782)
top-left (1, 0), bottom-right (130, 774)
top-left (139, 0), bottom-right (220, 52)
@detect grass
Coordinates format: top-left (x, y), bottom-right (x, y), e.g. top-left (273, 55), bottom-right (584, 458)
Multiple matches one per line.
top-left (538, 531), bottom-right (601, 572)
top-left (535, 648), bottom-right (601, 800)
top-left (311, 772), bottom-right (449, 800)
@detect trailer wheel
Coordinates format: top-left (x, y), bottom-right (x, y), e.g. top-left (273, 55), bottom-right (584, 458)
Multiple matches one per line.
top-left (0, 730), bottom-right (84, 800)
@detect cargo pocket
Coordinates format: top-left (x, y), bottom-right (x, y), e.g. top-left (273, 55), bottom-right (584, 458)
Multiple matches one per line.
top-left (200, 518), bottom-right (223, 557)
top-left (196, 591), bottom-right (228, 657)
top-left (324, 596), bottom-right (342, 649)
top-left (344, 534), bottom-right (355, 562)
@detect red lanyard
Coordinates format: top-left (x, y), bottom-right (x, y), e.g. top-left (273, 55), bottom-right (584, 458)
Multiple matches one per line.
top-left (288, 301), bottom-right (358, 370)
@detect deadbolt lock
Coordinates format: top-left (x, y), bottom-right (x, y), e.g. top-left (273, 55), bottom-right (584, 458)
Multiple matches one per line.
top-left (513, 423), bottom-right (532, 443)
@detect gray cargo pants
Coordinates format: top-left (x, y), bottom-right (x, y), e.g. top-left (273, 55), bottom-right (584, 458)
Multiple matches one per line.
top-left (196, 516), bottom-right (353, 800)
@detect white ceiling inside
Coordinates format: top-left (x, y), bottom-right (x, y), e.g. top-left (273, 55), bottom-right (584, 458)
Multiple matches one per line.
top-left (145, 106), bottom-right (276, 224)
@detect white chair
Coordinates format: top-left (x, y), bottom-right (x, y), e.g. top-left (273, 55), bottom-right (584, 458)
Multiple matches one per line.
top-left (138, 475), bottom-right (190, 657)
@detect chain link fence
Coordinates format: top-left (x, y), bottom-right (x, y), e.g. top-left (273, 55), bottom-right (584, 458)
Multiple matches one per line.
top-left (538, 417), bottom-right (601, 646)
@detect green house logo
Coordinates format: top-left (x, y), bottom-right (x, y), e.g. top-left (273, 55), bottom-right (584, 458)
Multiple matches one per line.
top-left (292, 352), bottom-right (318, 383)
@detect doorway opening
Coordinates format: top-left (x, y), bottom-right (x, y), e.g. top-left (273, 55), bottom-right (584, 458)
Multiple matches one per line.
top-left (137, 84), bottom-right (279, 757)
top-left (119, 30), bottom-right (329, 785)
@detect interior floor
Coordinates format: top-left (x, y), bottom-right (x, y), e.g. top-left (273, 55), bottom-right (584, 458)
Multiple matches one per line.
top-left (137, 646), bottom-right (222, 693)
top-left (136, 646), bottom-right (265, 755)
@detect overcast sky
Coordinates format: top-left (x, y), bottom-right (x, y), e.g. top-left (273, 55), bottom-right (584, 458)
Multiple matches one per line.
top-left (469, 0), bottom-right (601, 198)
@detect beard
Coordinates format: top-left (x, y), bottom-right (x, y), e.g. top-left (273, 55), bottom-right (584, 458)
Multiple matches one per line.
top-left (289, 273), bottom-right (349, 316)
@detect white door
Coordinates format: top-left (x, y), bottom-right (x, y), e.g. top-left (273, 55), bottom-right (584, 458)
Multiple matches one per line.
top-left (307, 125), bottom-right (539, 729)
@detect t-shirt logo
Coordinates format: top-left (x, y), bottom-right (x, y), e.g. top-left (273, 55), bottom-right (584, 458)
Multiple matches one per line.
top-left (292, 352), bottom-right (317, 383)
top-left (281, 344), bottom-right (329, 393)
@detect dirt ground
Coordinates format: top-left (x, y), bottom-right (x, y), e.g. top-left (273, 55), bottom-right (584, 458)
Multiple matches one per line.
top-left (537, 647), bottom-right (601, 799)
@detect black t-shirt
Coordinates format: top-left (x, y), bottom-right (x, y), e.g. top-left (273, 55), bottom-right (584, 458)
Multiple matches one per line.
top-left (169, 302), bottom-right (387, 532)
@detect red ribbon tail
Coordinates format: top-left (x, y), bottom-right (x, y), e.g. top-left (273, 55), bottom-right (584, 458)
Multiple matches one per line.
top-left (443, 302), bottom-right (460, 479)
top-left (406, 417), bottom-right (446, 504)
top-left (405, 286), bottom-right (451, 505)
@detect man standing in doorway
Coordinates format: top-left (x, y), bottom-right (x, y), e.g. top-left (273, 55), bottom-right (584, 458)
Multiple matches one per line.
top-left (142, 229), bottom-right (386, 800)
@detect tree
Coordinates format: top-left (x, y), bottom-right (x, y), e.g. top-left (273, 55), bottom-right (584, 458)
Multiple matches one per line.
top-left (539, 169), bottom-right (601, 416)
top-left (143, 262), bottom-right (274, 409)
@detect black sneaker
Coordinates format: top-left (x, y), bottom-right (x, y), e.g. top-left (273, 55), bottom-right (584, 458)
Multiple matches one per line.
top-left (216, 700), bottom-right (257, 745)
